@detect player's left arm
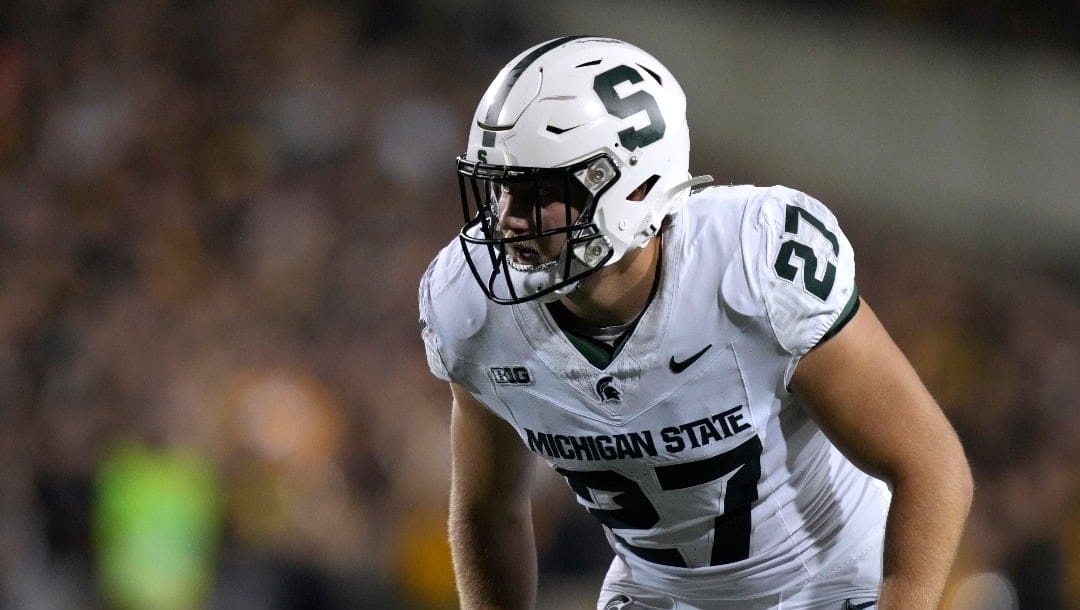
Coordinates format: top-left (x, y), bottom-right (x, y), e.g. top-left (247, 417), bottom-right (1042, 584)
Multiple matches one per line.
top-left (790, 298), bottom-right (973, 610)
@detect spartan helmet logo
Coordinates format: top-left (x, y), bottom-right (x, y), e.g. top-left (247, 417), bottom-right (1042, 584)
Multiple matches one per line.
top-left (595, 375), bottom-right (622, 403)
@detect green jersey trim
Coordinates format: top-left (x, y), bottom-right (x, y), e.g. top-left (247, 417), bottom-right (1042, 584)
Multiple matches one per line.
top-left (817, 286), bottom-right (860, 348)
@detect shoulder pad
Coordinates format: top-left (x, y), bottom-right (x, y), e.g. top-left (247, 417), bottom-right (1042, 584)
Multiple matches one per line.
top-left (418, 240), bottom-right (491, 382)
top-left (741, 186), bottom-right (857, 358)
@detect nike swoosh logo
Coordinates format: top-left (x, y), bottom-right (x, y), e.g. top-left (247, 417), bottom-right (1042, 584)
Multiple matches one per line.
top-left (669, 344), bottom-right (712, 373)
top-left (841, 601), bottom-right (876, 610)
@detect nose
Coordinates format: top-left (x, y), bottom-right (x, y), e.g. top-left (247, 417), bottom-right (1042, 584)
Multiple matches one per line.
top-left (496, 191), bottom-right (533, 235)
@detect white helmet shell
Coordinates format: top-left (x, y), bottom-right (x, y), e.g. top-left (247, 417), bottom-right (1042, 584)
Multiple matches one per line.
top-left (456, 36), bottom-right (707, 304)
top-left (467, 36), bottom-right (692, 264)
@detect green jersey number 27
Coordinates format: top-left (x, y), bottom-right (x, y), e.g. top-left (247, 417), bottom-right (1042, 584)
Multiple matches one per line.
top-left (557, 435), bottom-right (762, 568)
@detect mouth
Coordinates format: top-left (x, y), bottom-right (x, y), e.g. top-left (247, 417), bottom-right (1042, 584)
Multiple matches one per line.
top-left (506, 242), bottom-right (557, 271)
top-left (508, 242), bottom-right (543, 265)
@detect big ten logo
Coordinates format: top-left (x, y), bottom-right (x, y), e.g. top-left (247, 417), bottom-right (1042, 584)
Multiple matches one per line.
top-left (489, 366), bottom-right (532, 385)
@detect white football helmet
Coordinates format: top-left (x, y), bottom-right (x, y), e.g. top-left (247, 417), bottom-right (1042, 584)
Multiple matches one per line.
top-left (457, 36), bottom-right (710, 304)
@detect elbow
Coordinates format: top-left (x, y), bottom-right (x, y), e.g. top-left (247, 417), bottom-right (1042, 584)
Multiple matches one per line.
top-left (934, 424), bottom-right (975, 515)
top-left (953, 444), bottom-right (975, 515)
top-left (886, 434), bottom-right (974, 516)
top-left (927, 433), bottom-right (974, 517)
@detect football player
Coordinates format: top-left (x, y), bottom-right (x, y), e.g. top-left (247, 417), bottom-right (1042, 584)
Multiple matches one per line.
top-left (419, 36), bottom-right (972, 610)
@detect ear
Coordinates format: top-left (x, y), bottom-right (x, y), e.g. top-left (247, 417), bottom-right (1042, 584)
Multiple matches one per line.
top-left (628, 175), bottom-right (660, 201)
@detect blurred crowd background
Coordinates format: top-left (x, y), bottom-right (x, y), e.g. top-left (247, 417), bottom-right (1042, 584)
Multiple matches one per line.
top-left (0, 1), bottom-right (1077, 609)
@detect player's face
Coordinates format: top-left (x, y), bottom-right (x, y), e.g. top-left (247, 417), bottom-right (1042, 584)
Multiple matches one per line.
top-left (495, 177), bottom-right (584, 267)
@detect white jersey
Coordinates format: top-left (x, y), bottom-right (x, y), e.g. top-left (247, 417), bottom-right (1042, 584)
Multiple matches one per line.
top-left (419, 185), bottom-right (890, 599)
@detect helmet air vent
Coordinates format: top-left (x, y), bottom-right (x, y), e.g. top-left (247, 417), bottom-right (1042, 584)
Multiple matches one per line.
top-left (546, 124), bottom-right (579, 135)
top-left (637, 63), bottom-right (663, 85)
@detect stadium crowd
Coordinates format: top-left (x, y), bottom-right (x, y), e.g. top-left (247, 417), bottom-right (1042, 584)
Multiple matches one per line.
top-left (0, 2), bottom-right (1076, 608)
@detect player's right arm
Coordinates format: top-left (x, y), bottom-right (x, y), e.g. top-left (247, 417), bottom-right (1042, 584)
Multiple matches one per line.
top-left (448, 381), bottom-right (538, 610)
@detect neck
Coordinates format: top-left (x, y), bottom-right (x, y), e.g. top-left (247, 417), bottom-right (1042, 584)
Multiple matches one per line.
top-left (558, 237), bottom-right (661, 327)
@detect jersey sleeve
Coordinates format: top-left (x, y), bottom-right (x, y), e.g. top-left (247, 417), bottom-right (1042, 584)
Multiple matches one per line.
top-left (741, 187), bottom-right (859, 371)
top-left (418, 258), bottom-right (452, 382)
